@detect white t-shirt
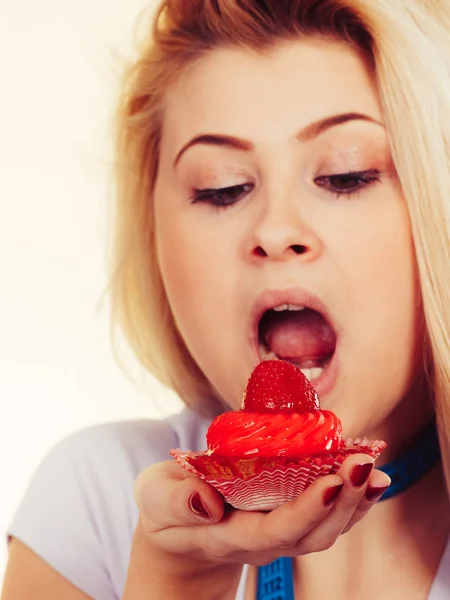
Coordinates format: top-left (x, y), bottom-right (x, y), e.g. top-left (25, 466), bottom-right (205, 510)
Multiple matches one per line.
top-left (7, 408), bottom-right (450, 599)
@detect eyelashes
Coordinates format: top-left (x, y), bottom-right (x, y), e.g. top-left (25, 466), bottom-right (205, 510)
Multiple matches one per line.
top-left (192, 182), bottom-right (254, 207)
top-left (191, 169), bottom-right (381, 209)
top-left (314, 169), bottom-right (381, 197)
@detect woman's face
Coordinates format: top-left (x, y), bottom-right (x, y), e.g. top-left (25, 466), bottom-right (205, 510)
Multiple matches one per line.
top-left (154, 39), bottom-right (428, 445)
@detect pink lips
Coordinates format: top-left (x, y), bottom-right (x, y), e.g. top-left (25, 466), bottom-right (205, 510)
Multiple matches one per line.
top-left (249, 287), bottom-right (340, 397)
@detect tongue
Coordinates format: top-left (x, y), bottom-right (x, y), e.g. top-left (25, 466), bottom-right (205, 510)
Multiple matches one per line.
top-left (264, 309), bottom-right (336, 360)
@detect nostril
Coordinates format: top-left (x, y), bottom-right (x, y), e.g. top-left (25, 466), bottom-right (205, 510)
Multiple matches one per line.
top-left (253, 245), bottom-right (307, 258)
top-left (291, 245), bottom-right (307, 255)
top-left (253, 246), bottom-right (267, 257)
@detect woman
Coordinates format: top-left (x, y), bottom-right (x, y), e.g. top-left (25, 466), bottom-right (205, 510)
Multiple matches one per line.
top-left (3, 1), bottom-right (450, 598)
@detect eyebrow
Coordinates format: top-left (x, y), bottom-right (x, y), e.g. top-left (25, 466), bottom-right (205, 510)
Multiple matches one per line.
top-left (173, 112), bottom-right (385, 167)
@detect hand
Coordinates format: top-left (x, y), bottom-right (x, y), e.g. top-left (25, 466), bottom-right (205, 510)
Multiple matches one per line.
top-left (134, 454), bottom-right (391, 567)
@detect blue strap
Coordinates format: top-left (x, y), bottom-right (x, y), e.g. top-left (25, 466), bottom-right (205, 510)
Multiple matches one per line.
top-left (378, 420), bottom-right (440, 500)
top-left (256, 557), bottom-right (294, 600)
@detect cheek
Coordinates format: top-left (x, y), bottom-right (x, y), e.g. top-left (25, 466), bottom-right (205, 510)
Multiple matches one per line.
top-left (156, 213), bottom-right (208, 312)
top-left (154, 198), bottom-right (234, 351)
top-left (356, 207), bottom-right (420, 340)
top-left (157, 221), bottom-right (203, 291)
top-left (154, 201), bottom-right (250, 406)
top-left (362, 228), bottom-right (422, 366)
top-left (328, 185), bottom-right (419, 327)
top-left (332, 194), bottom-right (423, 408)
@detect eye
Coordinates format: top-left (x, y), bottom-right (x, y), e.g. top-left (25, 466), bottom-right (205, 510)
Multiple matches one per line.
top-left (191, 183), bottom-right (254, 208)
top-left (314, 169), bottom-right (381, 196)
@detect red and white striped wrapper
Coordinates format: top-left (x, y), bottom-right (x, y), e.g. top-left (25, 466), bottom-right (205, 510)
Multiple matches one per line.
top-left (170, 438), bottom-right (387, 511)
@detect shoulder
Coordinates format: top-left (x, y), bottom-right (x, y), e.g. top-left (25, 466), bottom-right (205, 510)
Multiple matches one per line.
top-left (7, 408), bottom-right (211, 600)
top-left (30, 407), bottom-right (210, 487)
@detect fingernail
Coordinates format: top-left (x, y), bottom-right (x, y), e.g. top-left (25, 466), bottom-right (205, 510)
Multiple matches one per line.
top-left (323, 483), bottom-right (344, 507)
top-left (189, 493), bottom-right (211, 519)
top-left (365, 485), bottom-right (389, 502)
top-left (350, 463), bottom-right (373, 487)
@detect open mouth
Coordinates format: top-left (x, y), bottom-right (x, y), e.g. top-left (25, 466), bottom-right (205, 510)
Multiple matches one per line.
top-left (258, 304), bottom-right (337, 384)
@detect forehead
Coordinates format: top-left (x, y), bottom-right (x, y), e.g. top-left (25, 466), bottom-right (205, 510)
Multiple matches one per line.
top-left (161, 39), bottom-right (383, 153)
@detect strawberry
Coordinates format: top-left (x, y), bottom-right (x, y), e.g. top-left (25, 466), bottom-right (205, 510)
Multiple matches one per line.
top-left (242, 360), bottom-right (320, 413)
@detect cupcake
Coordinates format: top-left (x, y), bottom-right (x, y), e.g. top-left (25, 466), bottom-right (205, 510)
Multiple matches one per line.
top-left (171, 360), bottom-right (386, 511)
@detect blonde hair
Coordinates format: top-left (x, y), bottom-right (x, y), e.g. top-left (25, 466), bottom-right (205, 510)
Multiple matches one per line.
top-left (110, 0), bottom-right (450, 476)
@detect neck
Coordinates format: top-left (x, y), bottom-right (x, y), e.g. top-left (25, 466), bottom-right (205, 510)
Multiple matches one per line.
top-left (365, 377), bottom-right (434, 465)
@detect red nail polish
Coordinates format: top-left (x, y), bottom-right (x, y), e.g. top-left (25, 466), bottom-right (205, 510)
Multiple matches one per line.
top-left (365, 485), bottom-right (389, 502)
top-left (189, 493), bottom-right (211, 518)
top-left (323, 483), bottom-right (344, 507)
top-left (350, 463), bottom-right (373, 487)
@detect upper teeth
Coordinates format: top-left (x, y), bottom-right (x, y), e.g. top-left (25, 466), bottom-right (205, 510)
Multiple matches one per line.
top-left (272, 304), bottom-right (305, 312)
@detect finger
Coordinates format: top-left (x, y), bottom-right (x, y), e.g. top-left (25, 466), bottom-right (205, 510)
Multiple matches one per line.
top-left (294, 454), bottom-right (376, 553)
top-left (342, 468), bottom-right (391, 534)
top-left (134, 461), bottom-right (225, 530)
top-left (165, 472), bottom-right (343, 562)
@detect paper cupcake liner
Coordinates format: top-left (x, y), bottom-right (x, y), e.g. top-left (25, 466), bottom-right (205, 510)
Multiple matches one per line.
top-left (170, 439), bottom-right (386, 511)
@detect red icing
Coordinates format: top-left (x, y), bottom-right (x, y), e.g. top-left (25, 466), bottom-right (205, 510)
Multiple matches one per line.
top-left (243, 360), bottom-right (319, 413)
top-left (207, 360), bottom-right (343, 457)
top-left (207, 410), bottom-right (343, 457)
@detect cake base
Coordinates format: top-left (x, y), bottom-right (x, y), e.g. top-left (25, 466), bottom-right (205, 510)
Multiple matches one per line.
top-left (171, 439), bottom-right (387, 511)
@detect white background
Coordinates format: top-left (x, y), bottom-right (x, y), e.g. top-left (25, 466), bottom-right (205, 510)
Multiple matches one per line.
top-left (0, 0), bottom-right (183, 587)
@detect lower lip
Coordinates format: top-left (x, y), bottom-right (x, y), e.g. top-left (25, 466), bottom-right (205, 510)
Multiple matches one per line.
top-left (310, 350), bottom-right (339, 398)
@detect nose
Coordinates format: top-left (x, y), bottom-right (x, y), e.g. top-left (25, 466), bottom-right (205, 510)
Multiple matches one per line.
top-left (248, 200), bottom-right (322, 262)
